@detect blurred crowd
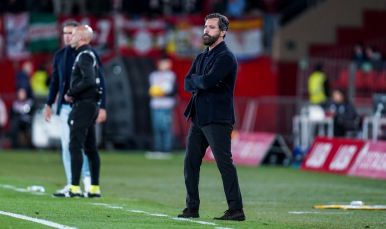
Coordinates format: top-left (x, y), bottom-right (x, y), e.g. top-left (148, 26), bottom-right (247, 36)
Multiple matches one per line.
top-left (353, 42), bottom-right (384, 71)
top-left (0, 60), bottom-right (51, 149)
top-left (308, 42), bottom-right (385, 139)
top-left (0, 0), bottom-right (262, 18)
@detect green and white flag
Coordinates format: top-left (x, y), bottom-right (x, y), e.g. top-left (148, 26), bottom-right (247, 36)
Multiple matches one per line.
top-left (28, 13), bottom-right (58, 52)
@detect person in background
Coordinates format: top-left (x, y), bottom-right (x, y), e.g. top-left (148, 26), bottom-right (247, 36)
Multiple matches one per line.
top-left (353, 42), bottom-right (367, 68)
top-left (226, 0), bottom-right (246, 18)
top-left (365, 45), bottom-right (383, 71)
top-left (328, 89), bottom-right (360, 137)
top-left (0, 95), bottom-right (8, 149)
top-left (308, 62), bottom-right (330, 109)
top-left (44, 21), bottom-right (106, 197)
top-left (146, 56), bottom-right (176, 159)
top-left (31, 62), bottom-right (50, 108)
top-left (15, 61), bottom-right (34, 100)
top-left (7, 88), bottom-right (34, 148)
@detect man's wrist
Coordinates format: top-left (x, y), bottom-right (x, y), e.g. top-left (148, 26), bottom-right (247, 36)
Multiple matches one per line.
top-left (45, 104), bottom-right (51, 108)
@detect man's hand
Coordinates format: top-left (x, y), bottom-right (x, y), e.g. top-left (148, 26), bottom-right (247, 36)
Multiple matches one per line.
top-left (44, 105), bottom-right (52, 122)
top-left (96, 108), bottom-right (107, 124)
top-left (64, 94), bottom-right (74, 103)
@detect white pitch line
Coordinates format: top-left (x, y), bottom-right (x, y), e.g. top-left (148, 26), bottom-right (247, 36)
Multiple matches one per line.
top-left (148, 213), bottom-right (169, 217)
top-left (0, 210), bottom-right (77, 229)
top-left (171, 217), bottom-right (217, 225)
top-left (0, 183), bottom-right (48, 195)
top-left (91, 203), bottom-right (110, 206)
top-left (0, 184), bottom-right (16, 189)
top-left (289, 211), bottom-right (352, 215)
top-left (92, 203), bottom-right (233, 228)
top-left (127, 209), bottom-right (147, 213)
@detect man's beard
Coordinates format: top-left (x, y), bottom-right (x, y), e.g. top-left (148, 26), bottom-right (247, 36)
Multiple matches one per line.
top-left (202, 32), bottom-right (221, 46)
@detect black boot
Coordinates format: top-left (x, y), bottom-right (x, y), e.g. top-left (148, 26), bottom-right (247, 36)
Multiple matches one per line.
top-left (214, 209), bottom-right (245, 221)
top-left (177, 208), bottom-right (199, 218)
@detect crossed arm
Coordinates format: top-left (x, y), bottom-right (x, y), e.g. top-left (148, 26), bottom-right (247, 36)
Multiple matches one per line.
top-left (185, 54), bottom-right (234, 92)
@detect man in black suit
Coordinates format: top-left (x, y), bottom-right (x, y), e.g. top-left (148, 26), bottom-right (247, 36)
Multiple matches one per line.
top-left (178, 13), bottom-right (245, 221)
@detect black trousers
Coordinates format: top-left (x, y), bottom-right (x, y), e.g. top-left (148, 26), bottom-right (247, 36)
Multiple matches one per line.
top-left (184, 116), bottom-right (243, 210)
top-left (68, 101), bottom-right (100, 186)
top-left (7, 115), bottom-right (31, 148)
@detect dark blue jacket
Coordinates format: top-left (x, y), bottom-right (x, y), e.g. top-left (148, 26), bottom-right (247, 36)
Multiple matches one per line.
top-left (15, 70), bottom-right (33, 99)
top-left (184, 41), bottom-right (237, 125)
top-left (46, 46), bottom-right (106, 114)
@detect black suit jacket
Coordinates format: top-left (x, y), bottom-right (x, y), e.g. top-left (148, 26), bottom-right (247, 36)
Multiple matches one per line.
top-left (46, 45), bottom-right (106, 114)
top-left (184, 41), bottom-right (237, 126)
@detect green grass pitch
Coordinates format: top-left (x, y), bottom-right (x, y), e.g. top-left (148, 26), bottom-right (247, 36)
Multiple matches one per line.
top-left (0, 150), bottom-right (386, 228)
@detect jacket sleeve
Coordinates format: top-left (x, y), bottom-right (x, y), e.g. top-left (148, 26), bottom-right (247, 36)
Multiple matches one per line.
top-left (46, 52), bottom-right (60, 106)
top-left (94, 51), bottom-right (107, 109)
top-left (189, 53), bottom-right (234, 90)
top-left (69, 54), bottom-right (95, 97)
top-left (184, 55), bottom-right (200, 94)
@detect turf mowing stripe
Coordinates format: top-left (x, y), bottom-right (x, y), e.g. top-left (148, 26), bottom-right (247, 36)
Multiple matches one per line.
top-left (91, 203), bottom-right (233, 228)
top-left (0, 210), bottom-right (77, 229)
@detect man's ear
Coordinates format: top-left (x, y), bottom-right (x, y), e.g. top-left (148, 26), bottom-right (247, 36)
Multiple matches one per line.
top-left (221, 30), bottom-right (226, 38)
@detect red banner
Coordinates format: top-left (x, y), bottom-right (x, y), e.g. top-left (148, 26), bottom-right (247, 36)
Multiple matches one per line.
top-left (118, 16), bottom-right (166, 57)
top-left (301, 137), bottom-right (366, 174)
top-left (204, 131), bottom-right (276, 166)
top-left (0, 15), bottom-right (3, 58)
top-left (59, 15), bottom-right (114, 57)
top-left (348, 142), bottom-right (386, 179)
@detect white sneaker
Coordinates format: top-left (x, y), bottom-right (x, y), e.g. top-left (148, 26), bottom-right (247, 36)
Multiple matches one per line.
top-left (83, 176), bottom-right (91, 194)
top-left (54, 185), bottom-right (71, 194)
top-left (52, 185), bottom-right (83, 198)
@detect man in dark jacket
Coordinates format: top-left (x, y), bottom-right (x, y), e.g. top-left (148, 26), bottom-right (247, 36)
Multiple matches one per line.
top-left (63, 25), bottom-right (101, 198)
top-left (178, 13), bottom-right (245, 221)
top-left (44, 21), bottom-right (106, 197)
top-left (329, 89), bottom-right (360, 137)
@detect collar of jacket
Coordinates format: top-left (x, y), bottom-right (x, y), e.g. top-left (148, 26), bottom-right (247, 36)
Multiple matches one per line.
top-left (203, 41), bottom-right (225, 57)
top-left (65, 45), bottom-right (75, 54)
top-left (74, 44), bottom-right (91, 56)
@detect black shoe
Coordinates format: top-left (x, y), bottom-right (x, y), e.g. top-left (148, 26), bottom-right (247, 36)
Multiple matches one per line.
top-left (86, 191), bottom-right (101, 198)
top-left (213, 209), bottom-right (246, 221)
top-left (52, 190), bottom-right (82, 198)
top-left (177, 208), bottom-right (199, 218)
top-left (67, 190), bottom-right (83, 198)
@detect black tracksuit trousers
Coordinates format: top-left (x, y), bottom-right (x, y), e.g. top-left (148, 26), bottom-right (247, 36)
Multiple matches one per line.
top-left (68, 101), bottom-right (100, 186)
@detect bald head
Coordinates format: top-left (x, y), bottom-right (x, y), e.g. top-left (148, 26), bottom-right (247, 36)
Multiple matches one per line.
top-left (70, 25), bottom-right (94, 49)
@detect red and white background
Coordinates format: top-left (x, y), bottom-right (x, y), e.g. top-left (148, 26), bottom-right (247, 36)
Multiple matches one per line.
top-left (59, 15), bottom-right (115, 58)
top-left (348, 141), bottom-right (386, 179)
top-left (204, 131), bottom-right (278, 166)
top-left (302, 137), bottom-right (386, 180)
